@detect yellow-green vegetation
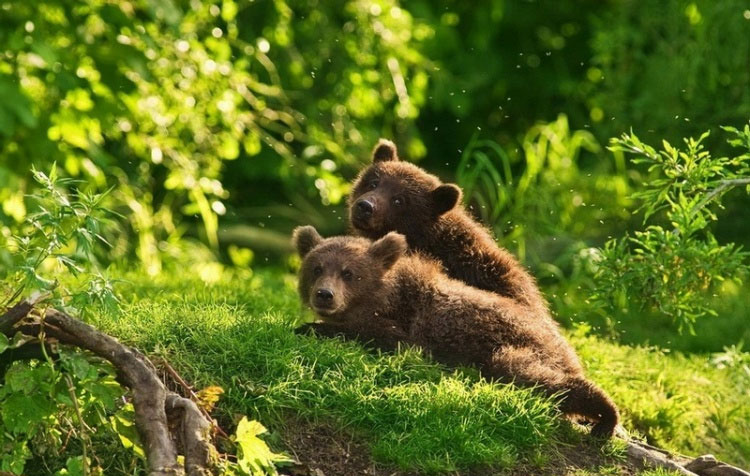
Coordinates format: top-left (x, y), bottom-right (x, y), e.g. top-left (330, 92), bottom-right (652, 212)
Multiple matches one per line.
top-left (575, 329), bottom-right (750, 465)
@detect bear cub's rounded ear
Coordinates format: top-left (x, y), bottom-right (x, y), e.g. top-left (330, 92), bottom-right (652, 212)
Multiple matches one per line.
top-left (372, 139), bottom-right (399, 163)
top-left (431, 184), bottom-right (462, 216)
top-left (292, 226), bottom-right (323, 257)
top-left (368, 232), bottom-right (407, 269)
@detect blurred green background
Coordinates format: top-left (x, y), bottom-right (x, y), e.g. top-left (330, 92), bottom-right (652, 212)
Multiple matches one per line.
top-left (2, 0), bottom-right (750, 350)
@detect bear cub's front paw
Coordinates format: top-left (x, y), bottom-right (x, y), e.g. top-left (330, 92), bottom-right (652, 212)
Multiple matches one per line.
top-left (293, 322), bottom-right (320, 335)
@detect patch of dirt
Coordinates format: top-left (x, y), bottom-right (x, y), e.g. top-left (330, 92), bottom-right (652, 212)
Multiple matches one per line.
top-left (279, 421), bottom-right (418, 476)
top-left (507, 439), bottom-right (637, 476)
top-left (275, 420), bottom-right (639, 476)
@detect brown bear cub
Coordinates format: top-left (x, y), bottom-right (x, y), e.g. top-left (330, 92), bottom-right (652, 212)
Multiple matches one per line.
top-left (293, 226), bottom-right (620, 437)
top-left (349, 139), bottom-right (543, 309)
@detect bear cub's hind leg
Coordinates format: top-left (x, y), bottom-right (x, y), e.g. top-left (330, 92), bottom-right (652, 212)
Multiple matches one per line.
top-left (487, 346), bottom-right (619, 438)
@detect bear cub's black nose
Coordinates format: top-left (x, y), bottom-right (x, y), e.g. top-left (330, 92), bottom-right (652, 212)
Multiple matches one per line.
top-left (355, 199), bottom-right (374, 216)
top-left (315, 288), bottom-right (334, 302)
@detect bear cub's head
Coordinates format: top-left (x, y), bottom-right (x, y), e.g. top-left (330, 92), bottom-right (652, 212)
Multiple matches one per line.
top-left (349, 139), bottom-right (462, 240)
top-left (292, 225), bottom-right (407, 319)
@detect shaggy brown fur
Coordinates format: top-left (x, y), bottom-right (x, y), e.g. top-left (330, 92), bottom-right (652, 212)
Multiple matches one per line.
top-left (349, 139), bottom-right (543, 309)
top-left (292, 226), bottom-right (620, 438)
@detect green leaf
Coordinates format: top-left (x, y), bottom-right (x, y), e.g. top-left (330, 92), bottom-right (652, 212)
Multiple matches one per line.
top-left (219, 135), bottom-right (240, 160)
top-left (0, 440), bottom-right (31, 475)
top-left (0, 333), bottom-right (9, 354)
top-left (54, 456), bottom-right (87, 476)
top-left (61, 351), bottom-right (93, 380)
top-left (4, 363), bottom-right (37, 394)
top-left (222, 0), bottom-right (238, 21)
top-left (235, 417), bottom-right (293, 475)
top-left (110, 404), bottom-right (146, 459)
top-left (49, 161), bottom-right (58, 183)
top-left (83, 378), bottom-right (124, 411)
top-left (1, 391), bottom-right (56, 434)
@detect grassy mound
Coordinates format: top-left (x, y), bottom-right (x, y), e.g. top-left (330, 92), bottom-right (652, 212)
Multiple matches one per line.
top-left (89, 267), bottom-right (747, 473)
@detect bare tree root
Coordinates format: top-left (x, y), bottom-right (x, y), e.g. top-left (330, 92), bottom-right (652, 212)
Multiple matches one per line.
top-left (1, 299), bottom-right (218, 476)
top-left (166, 394), bottom-right (215, 476)
top-left (0, 291), bottom-right (48, 333)
top-left (157, 357), bottom-right (231, 441)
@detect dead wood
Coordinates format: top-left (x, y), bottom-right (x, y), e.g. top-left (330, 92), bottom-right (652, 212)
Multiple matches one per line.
top-left (0, 291), bottom-right (48, 334)
top-left (619, 426), bottom-right (750, 476)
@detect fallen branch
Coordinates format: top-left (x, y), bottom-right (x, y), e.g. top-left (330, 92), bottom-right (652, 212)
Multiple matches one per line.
top-left (624, 438), bottom-right (697, 476)
top-left (619, 426), bottom-right (750, 476)
top-left (685, 455), bottom-right (750, 476)
top-left (0, 290), bottom-right (49, 334)
top-left (166, 394), bottom-right (215, 476)
top-left (42, 309), bottom-right (187, 475)
top-left (0, 301), bottom-right (218, 476)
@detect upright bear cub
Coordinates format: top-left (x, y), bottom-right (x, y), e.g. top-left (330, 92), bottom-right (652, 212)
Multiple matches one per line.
top-left (349, 139), bottom-right (543, 308)
top-left (293, 226), bottom-right (620, 437)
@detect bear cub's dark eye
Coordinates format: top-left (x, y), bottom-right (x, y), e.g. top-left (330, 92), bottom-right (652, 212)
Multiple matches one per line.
top-left (341, 269), bottom-right (354, 280)
top-left (368, 180), bottom-right (379, 190)
top-left (392, 196), bottom-right (404, 206)
top-left (313, 265), bottom-right (323, 276)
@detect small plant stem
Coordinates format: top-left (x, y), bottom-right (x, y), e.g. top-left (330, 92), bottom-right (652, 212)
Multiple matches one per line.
top-left (689, 177), bottom-right (750, 218)
top-left (65, 374), bottom-right (91, 476)
top-left (672, 177), bottom-right (750, 235)
top-left (3, 287), bottom-right (24, 310)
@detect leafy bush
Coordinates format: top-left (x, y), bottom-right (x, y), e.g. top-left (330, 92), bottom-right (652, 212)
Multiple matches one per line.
top-left (0, 0), bottom-right (316, 271)
top-left (0, 0), bottom-right (440, 268)
top-left (591, 125), bottom-right (750, 332)
top-left (4, 0), bottom-right (750, 268)
top-left (0, 166), bottom-right (124, 473)
top-left (0, 164), bottom-right (118, 314)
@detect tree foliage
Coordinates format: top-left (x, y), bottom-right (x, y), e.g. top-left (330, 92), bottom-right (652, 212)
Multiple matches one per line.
top-left (2, 0), bottom-right (750, 264)
top-left (587, 0), bottom-right (750, 144)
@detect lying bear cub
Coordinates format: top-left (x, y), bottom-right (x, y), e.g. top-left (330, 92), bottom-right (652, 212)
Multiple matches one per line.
top-left (349, 139), bottom-right (544, 309)
top-left (293, 225), bottom-right (619, 438)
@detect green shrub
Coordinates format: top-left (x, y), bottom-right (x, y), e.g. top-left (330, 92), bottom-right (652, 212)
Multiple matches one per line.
top-left (456, 115), bottom-right (631, 272)
top-left (592, 125), bottom-right (750, 332)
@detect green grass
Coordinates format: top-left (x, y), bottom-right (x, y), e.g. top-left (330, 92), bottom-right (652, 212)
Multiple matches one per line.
top-left (635, 470), bottom-right (684, 476)
top-left (574, 328), bottom-right (750, 465)
top-left (95, 268), bottom-right (564, 473)
top-left (88, 267), bottom-right (748, 473)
